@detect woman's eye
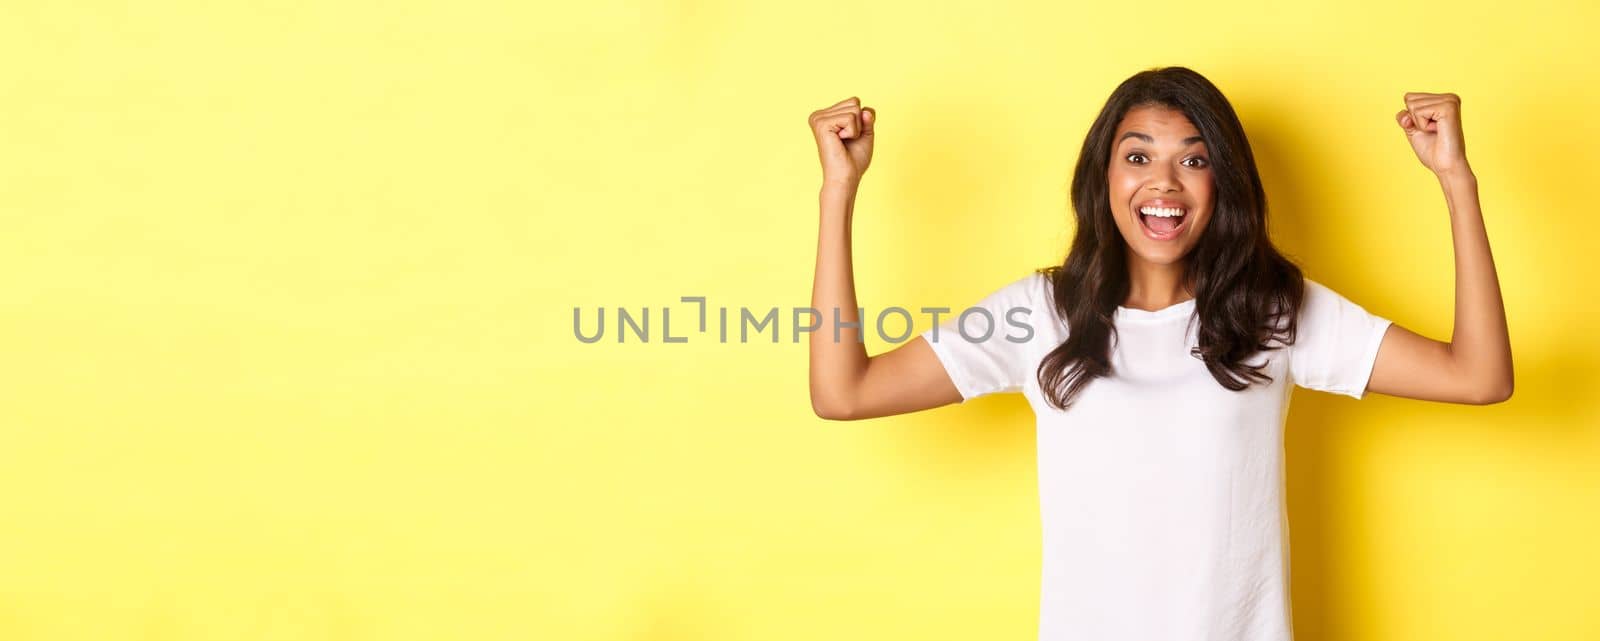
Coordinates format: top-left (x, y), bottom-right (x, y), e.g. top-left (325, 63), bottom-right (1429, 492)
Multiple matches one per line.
top-left (1184, 157), bottom-right (1209, 168)
top-left (1126, 153), bottom-right (1148, 164)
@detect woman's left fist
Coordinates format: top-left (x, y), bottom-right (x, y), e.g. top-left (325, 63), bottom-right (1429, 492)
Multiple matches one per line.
top-left (1396, 92), bottom-right (1471, 177)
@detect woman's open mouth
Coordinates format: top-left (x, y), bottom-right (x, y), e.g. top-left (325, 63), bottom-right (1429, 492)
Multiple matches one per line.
top-left (1137, 205), bottom-right (1187, 241)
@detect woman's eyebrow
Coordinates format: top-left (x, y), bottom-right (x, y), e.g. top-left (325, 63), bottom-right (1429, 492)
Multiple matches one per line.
top-left (1118, 131), bottom-right (1206, 146)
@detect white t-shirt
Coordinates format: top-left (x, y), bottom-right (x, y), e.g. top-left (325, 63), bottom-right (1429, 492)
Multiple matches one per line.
top-left (920, 272), bottom-right (1393, 641)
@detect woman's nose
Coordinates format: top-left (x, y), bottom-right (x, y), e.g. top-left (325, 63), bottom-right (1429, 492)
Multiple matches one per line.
top-left (1148, 163), bottom-right (1180, 192)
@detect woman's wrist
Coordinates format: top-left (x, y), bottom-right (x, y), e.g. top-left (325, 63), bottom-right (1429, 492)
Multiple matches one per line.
top-left (821, 177), bottom-right (861, 193)
top-left (819, 181), bottom-right (857, 223)
top-left (1435, 166), bottom-right (1477, 188)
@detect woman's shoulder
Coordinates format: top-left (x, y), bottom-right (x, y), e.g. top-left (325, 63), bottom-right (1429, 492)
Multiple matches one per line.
top-left (993, 269), bottom-right (1056, 309)
top-left (1008, 269), bottom-right (1064, 331)
top-left (1297, 276), bottom-right (1359, 314)
top-left (949, 269), bottom-right (1060, 332)
top-left (960, 268), bottom-right (1050, 296)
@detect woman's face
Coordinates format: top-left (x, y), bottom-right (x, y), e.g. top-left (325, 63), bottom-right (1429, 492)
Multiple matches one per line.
top-left (1107, 104), bottom-right (1215, 267)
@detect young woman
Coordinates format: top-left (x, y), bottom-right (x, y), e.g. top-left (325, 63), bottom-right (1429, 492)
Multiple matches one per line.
top-left (804, 67), bottom-right (1512, 640)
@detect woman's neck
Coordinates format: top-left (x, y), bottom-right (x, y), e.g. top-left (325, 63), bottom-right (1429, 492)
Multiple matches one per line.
top-left (1123, 258), bottom-right (1193, 311)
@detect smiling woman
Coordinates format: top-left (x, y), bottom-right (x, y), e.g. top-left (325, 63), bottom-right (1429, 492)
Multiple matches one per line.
top-left (1038, 69), bottom-right (1301, 411)
top-left (803, 66), bottom-right (1512, 641)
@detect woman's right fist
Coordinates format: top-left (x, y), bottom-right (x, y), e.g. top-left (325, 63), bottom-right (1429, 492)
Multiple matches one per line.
top-left (808, 97), bottom-right (875, 186)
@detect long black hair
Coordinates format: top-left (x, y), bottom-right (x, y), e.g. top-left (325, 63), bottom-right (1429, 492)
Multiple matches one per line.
top-left (1036, 66), bottom-right (1305, 411)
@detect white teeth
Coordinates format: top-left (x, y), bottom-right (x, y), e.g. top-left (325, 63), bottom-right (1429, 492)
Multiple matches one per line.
top-left (1138, 206), bottom-right (1186, 218)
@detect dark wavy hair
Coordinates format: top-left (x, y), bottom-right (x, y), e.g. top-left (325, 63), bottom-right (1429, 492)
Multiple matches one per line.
top-left (1035, 66), bottom-right (1305, 411)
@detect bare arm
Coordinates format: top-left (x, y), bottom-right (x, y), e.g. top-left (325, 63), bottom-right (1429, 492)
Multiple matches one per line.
top-left (1366, 92), bottom-right (1514, 404)
top-left (809, 181), bottom-right (962, 420)
top-left (806, 97), bottom-right (962, 420)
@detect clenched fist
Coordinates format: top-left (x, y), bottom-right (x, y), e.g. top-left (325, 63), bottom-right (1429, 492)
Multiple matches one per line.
top-left (809, 96), bottom-right (876, 186)
top-left (1396, 92), bottom-right (1471, 177)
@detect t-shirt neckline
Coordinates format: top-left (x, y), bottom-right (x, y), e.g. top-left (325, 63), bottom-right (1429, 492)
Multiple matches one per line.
top-left (1115, 297), bottom-right (1196, 322)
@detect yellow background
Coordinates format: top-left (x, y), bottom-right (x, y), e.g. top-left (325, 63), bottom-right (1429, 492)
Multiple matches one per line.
top-left (3, 1), bottom-right (1596, 639)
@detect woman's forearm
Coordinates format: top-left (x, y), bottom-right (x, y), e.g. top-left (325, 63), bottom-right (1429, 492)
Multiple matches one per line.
top-left (1437, 170), bottom-right (1514, 398)
top-left (808, 181), bottom-right (869, 415)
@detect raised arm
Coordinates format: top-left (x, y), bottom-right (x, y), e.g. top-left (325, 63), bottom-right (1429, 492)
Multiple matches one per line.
top-left (806, 97), bottom-right (962, 420)
top-left (1366, 92), bottom-right (1514, 404)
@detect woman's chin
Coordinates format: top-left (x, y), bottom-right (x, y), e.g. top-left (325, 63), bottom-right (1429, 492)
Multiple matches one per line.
top-left (1124, 241), bottom-right (1191, 265)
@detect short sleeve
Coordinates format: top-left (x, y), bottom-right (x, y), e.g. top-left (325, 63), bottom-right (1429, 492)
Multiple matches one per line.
top-left (920, 273), bottom-right (1052, 402)
top-left (1289, 278), bottom-right (1394, 399)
